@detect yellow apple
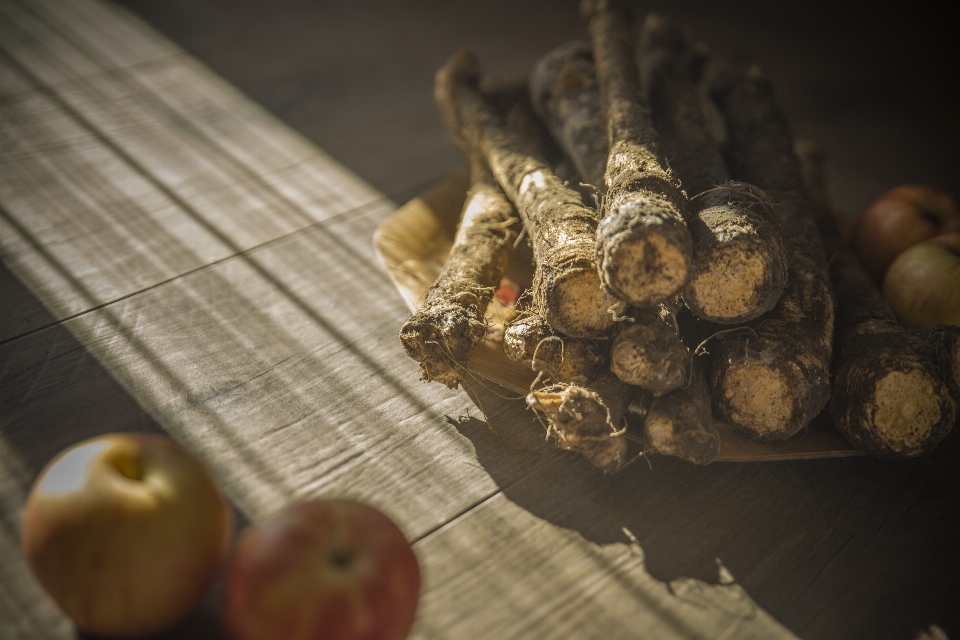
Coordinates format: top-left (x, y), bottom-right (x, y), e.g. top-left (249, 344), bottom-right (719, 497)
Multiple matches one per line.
top-left (883, 232), bottom-right (960, 328)
top-left (222, 499), bottom-right (420, 640)
top-left (20, 433), bottom-right (233, 637)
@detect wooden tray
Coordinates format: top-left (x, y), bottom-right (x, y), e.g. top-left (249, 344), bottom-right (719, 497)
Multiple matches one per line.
top-left (374, 173), bottom-right (864, 462)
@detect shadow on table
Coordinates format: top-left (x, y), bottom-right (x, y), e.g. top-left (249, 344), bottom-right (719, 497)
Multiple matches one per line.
top-left (76, 607), bottom-right (223, 640)
top-left (1, 262), bottom-right (242, 640)
top-left (456, 380), bottom-right (960, 640)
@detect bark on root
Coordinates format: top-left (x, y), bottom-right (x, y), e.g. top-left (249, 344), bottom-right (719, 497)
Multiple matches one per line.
top-left (609, 300), bottom-right (689, 394)
top-left (527, 371), bottom-right (633, 472)
top-left (503, 314), bottom-right (607, 385)
top-left (639, 16), bottom-right (787, 323)
top-left (830, 329), bottom-right (958, 458)
top-left (401, 86), bottom-right (518, 388)
top-left (644, 361), bottom-right (719, 464)
top-left (707, 66), bottom-right (834, 440)
top-left (797, 140), bottom-right (959, 458)
top-left (583, 0), bottom-right (693, 307)
top-left (436, 49), bottom-right (620, 338)
top-left (530, 41), bottom-right (608, 191)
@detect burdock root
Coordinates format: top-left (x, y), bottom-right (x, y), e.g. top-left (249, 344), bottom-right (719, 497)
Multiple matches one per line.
top-left (398, 163), bottom-right (515, 388)
top-left (798, 140), bottom-right (960, 458)
top-left (638, 15), bottom-right (787, 323)
top-left (708, 65), bottom-right (834, 440)
top-left (643, 362), bottom-right (719, 464)
top-left (400, 68), bottom-right (521, 388)
top-left (609, 300), bottom-right (689, 394)
top-left (527, 371), bottom-right (634, 472)
top-left (435, 49), bottom-right (620, 338)
top-left (503, 314), bottom-right (608, 385)
top-left (583, 0), bottom-right (693, 307)
top-left (530, 40), bottom-right (608, 190)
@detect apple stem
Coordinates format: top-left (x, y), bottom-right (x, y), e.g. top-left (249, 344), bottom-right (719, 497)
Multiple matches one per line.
top-left (330, 548), bottom-right (356, 570)
top-left (115, 456), bottom-right (143, 481)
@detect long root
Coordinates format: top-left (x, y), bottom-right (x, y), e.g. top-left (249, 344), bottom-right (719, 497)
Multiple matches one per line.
top-left (435, 50), bottom-right (620, 338)
top-left (503, 314), bottom-right (607, 385)
top-left (583, 0), bottom-right (693, 307)
top-left (707, 65), bottom-right (834, 440)
top-left (643, 362), bottom-right (719, 464)
top-left (639, 15), bottom-right (786, 324)
top-left (798, 140), bottom-right (959, 458)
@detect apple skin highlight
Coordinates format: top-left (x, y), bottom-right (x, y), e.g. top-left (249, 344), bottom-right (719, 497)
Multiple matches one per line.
top-left (20, 433), bottom-right (233, 638)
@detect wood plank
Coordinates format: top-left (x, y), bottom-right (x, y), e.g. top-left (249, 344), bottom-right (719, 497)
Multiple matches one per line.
top-left (438, 427), bottom-right (960, 640)
top-left (0, 261), bottom-right (56, 340)
top-left (44, 200), bottom-right (513, 530)
top-left (0, 0), bottom-right (381, 339)
top-left (3, 0), bottom-right (379, 208)
top-left (413, 494), bottom-right (795, 639)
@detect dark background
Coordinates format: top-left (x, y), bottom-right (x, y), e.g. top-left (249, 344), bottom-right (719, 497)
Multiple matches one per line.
top-left (114, 0), bottom-right (960, 216)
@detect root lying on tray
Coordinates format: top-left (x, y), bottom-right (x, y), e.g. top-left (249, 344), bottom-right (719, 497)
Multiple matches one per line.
top-left (583, 0), bottom-right (693, 307)
top-left (706, 65), bottom-right (834, 441)
top-left (435, 49), bottom-right (621, 339)
top-left (503, 314), bottom-right (608, 386)
top-left (797, 140), bottom-right (960, 458)
top-left (399, 68), bottom-right (522, 388)
top-left (609, 299), bottom-right (689, 395)
top-left (527, 371), bottom-right (635, 472)
top-left (530, 40), bottom-right (608, 191)
top-left (643, 361), bottom-right (719, 464)
top-left (640, 14), bottom-right (787, 324)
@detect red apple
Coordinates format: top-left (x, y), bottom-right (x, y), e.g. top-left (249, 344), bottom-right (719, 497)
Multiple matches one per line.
top-left (849, 185), bottom-right (960, 282)
top-left (20, 433), bottom-right (233, 637)
top-left (222, 499), bottom-right (420, 640)
top-left (883, 232), bottom-right (960, 328)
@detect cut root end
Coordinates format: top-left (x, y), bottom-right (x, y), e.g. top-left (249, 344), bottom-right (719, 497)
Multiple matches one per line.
top-left (871, 370), bottom-right (942, 454)
top-left (716, 362), bottom-right (796, 440)
top-left (545, 265), bottom-right (620, 338)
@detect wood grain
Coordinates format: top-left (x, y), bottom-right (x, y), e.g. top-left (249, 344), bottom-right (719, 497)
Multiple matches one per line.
top-left (2, 0), bottom-right (958, 638)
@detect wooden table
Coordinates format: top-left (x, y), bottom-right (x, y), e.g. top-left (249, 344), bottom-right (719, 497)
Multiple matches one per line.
top-left (1, 1), bottom-right (958, 638)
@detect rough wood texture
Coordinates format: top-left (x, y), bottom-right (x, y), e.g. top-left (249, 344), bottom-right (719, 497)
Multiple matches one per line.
top-left (2, 1), bottom-right (959, 639)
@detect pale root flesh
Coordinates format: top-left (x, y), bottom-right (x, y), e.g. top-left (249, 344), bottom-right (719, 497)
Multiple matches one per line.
top-left (721, 363), bottom-right (793, 438)
top-left (606, 228), bottom-right (689, 306)
top-left (688, 246), bottom-right (766, 321)
top-left (871, 370), bottom-right (942, 454)
top-left (644, 416), bottom-right (677, 456)
top-left (547, 266), bottom-right (619, 337)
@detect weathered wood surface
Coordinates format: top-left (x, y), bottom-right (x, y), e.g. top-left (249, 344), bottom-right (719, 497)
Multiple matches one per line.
top-left (1, 1), bottom-right (958, 639)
